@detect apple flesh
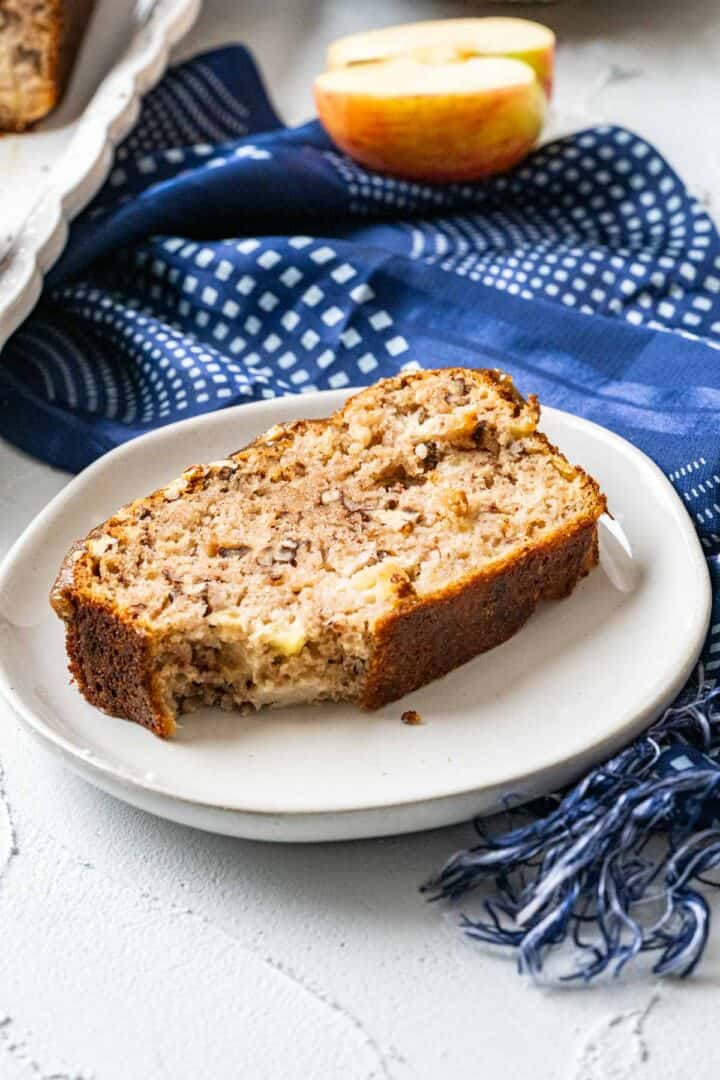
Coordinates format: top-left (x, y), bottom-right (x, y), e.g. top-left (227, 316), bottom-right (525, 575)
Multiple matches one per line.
top-left (327, 18), bottom-right (555, 99)
top-left (314, 55), bottom-right (546, 183)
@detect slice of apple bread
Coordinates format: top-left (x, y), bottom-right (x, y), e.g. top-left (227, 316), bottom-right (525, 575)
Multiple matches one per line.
top-left (51, 368), bottom-right (606, 737)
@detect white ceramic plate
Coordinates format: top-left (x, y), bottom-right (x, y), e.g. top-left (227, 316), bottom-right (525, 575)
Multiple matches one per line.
top-left (0, 0), bottom-right (200, 350)
top-left (0, 391), bottom-right (710, 841)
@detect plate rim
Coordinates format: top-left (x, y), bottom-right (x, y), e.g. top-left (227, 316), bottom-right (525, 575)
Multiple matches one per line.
top-left (0, 0), bottom-right (201, 352)
top-left (0, 391), bottom-right (712, 824)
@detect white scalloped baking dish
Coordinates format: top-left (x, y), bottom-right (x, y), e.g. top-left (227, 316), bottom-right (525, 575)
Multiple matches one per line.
top-left (0, 0), bottom-right (200, 351)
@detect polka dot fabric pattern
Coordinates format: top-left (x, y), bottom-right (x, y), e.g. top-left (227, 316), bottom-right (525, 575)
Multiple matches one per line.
top-left (328, 138), bottom-right (719, 337)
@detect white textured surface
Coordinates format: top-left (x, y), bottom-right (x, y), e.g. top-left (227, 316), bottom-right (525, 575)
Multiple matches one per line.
top-left (1, 1), bottom-right (720, 1076)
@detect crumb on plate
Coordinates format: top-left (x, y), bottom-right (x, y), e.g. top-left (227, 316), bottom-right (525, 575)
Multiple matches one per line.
top-left (402, 709), bottom-right (423, 726)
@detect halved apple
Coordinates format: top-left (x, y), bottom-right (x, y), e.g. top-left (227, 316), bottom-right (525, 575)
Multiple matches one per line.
top-left (314, 54), bottom-right (546, 183)
top-left (328, 18), bottom-right (555, 99)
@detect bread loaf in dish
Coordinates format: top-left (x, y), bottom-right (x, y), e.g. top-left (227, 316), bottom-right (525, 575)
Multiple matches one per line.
top-left (0, 0), bottom-right (94, 131)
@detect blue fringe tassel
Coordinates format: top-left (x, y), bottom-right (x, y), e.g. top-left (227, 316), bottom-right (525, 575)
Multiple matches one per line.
top-left (424, 665), bottom-right (720, 983)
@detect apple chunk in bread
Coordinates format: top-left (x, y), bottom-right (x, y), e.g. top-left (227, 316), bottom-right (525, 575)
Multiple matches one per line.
top-left (328, 18), bottom-right (555, 98)
top-left (314, 55), bottom-right (546, 183)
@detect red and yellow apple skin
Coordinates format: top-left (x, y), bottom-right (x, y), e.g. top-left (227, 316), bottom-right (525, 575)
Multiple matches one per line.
top-left (314, 57), bottom-right (546, 184)
top-left (502, 43), bottom-right (553, 100)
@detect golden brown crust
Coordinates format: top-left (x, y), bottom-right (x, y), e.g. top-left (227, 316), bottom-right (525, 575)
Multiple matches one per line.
top-left (361, 519), bottom-right (598, 708)
top-left (64, 598), bottom-right (174, 738)
top-left (52, 538), bottom-right (175, 735)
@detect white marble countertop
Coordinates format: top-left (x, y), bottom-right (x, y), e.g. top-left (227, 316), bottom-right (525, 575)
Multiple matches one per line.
top-left (2, 2), bottom-right (720, 1077)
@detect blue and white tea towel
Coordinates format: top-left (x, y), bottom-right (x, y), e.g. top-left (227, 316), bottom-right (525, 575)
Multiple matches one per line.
top-left (2, 45), bottom-right (720, 982)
